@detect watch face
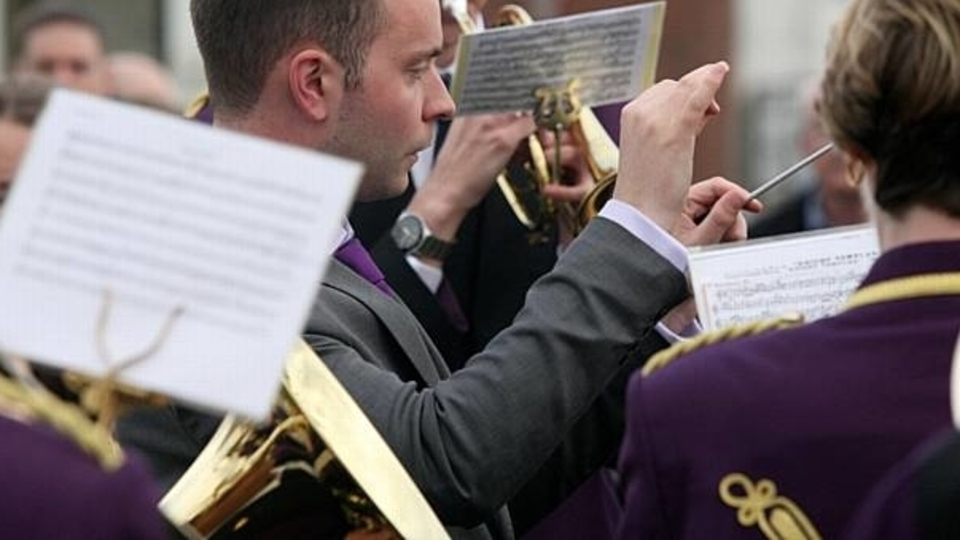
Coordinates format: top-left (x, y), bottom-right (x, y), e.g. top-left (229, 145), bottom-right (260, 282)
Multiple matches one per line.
top-left (391, 215), bottom-right (423, 251)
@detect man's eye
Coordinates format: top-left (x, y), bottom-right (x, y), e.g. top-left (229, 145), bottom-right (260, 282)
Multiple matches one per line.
top-left (71, 61), bottom-right (91, 75)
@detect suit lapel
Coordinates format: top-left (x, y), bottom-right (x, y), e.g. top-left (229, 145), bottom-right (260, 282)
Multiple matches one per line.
top-left (324, 261), bottom-right (449, 384)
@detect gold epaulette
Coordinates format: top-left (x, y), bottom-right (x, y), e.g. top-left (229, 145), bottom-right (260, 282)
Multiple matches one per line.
top-left (641, 314), bottom-right (805, 377)
top-left (0, 374), bottom-right (124, 471)
top-left (183, 92), bottom-right (210, 119)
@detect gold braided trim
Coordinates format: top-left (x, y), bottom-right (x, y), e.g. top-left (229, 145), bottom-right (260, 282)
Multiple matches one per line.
top-left (719, 473), bottom-right (822, 540)
top-left (844, 272), bottom-right (960, 311)
top-left (641, 314), bottom-right (805, 377)
top-left (0, 374), bottom-right (124, 471)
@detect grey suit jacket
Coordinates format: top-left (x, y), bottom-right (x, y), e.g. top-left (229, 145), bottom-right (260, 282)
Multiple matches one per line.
top-left (117, 216), bottom-right (686, 540)
top-left (303, 217), bottom-right (687, 539)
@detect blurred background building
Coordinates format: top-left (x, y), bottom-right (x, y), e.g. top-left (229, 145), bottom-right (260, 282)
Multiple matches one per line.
top-left (0, 0), bottom-right (849, 204)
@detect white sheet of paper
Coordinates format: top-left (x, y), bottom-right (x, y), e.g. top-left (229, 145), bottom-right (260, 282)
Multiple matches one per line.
top-left (689, 225), bottom-right (880, 332)
top-left (451, 3), bottom-right (665, 115)
top-left (0, 90), bottom-right (362, 420)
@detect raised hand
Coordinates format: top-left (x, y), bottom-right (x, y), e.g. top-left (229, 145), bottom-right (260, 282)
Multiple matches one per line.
top-left (613, 62), bottom-right (729, 235)
top-left (407, 112), bottom-right (536, 244)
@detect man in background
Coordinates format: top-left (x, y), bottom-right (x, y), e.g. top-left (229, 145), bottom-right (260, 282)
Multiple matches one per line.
top-left (109, 51), bottom-right (182, 112)
top-left (10, 2), bottom-right (112, 96)
top-left (0, 74), bottom-right (52, 205)
top-left (751, 78), bottom-right (866, 237)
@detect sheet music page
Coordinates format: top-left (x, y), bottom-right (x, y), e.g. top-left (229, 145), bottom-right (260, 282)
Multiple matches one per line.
top-left (0, 90), bottom-right (362, 420)
top-left (689, 225), bottom-right (880, 332)
top-left (451, 3), bottom-right (665, 115)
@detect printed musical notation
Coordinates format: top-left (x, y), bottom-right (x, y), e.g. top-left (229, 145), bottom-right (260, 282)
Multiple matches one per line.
top-left (452, 3), bottom-right (665, 115)
top-left (0, 90), bottom-right (361, 419)
top-left (689, 226), bottom-right (880, 331)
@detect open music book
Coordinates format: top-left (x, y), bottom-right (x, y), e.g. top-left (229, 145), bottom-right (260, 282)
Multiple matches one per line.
top-left (689, 225), bottom-right (880, 332)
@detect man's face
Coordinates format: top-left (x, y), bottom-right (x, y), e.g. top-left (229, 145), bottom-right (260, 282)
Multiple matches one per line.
top-left (17, 22), bottom-right (110, 95)
top-left (328, 0), bottom-right (455, 201)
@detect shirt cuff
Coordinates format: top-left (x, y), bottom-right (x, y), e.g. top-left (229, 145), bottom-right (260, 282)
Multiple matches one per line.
top-left (406, 255), bottom-right (443, 293)
top-left (598, 199), bottom-right (688, 274)
top-left (655, 318), bottom-right (702, 344)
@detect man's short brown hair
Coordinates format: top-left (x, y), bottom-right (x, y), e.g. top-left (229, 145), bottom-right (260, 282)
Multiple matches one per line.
top-left (190, 0), bottom-right (386, 116)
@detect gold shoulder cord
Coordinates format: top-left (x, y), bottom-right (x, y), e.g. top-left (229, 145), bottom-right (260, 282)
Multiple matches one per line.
top-left (641, 314), bottom-right (804, 377)
top-left (644, 271), bottom-right (960, 378)
top-left (0, 373), bottom-right (124, 471)
top-left (844, 272), bottom-right (960, 311)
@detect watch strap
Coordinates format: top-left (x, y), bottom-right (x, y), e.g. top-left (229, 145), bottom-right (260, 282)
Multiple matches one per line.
top-left (411, 234), bottom-right (455, 260)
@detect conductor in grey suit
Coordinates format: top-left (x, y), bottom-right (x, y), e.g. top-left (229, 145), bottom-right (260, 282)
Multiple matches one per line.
top-left (134, 1), bottom-right (756, 538)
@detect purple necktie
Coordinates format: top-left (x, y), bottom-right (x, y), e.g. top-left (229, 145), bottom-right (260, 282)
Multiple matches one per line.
top-left (335, 237), bottom-right (394, 297)
top-left (437, 278), bottom-right (469, 333)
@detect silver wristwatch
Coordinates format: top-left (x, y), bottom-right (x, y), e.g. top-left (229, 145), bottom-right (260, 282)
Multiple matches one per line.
top-left (391, 212), bottom-right (455, 260)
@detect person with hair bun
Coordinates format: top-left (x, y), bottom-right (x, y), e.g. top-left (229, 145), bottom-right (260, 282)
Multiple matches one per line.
top-left (615, 0), bottom-right (960, 537)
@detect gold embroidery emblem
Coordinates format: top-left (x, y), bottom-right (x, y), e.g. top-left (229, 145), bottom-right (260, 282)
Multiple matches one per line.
top-left (718, 473), bottom-right (822, 540)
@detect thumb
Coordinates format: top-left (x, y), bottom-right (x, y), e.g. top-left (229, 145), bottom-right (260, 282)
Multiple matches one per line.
top-left (691, 189), bottom-right (749, 245)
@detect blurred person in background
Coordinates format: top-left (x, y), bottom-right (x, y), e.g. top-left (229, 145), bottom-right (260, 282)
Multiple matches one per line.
top-left (751, 78), bottom-right (867, 238)
top-left (10, 2), bottom-right (112, 96)
top-left (109, 52), bottom-right (182, 113)
top-left (0, 74), bottom-right (53, 205)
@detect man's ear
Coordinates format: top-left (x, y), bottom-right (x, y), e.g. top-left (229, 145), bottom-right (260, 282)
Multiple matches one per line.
top-left (288, 48), bottom-right (342, 122)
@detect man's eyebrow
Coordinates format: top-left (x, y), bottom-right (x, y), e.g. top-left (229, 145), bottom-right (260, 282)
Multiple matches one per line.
top-left (409, 46), bottom-right (443, 63)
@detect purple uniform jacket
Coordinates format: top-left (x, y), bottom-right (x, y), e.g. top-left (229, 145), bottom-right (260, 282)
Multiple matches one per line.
top-left (843, 429), bottom-right (960, 540)
top-left (0, 414), bottom-right (165, 539)
top-left (616, 241), bottom-right (960, 539)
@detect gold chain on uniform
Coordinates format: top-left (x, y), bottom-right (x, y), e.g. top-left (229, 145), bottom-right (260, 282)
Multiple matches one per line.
top-left (0, 374), bottom-right (124, 470)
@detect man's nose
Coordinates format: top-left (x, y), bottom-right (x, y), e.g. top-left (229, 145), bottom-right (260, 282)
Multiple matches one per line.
top-left (51, 66), bottom-right (78, 86)
top-left (427, 70), bottom-right (456, 122)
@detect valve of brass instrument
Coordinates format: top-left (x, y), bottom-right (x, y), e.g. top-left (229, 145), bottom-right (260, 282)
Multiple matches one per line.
top-left (493, 4), bottom-right (619, 244)
top-left (532, 79), bottom-right (584, 242)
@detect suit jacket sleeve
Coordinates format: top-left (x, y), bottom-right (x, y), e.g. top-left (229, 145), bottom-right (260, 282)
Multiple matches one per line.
top-left (508, 331), bottom-right (669, 535)
top-left (304, 217), bottom-right (688, 527)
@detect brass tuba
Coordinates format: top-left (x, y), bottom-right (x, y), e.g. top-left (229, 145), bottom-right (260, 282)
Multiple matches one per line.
top-left (160, 341), bottom-right (449, 539)
top-left (490, 5), bottom-right (620, 242)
